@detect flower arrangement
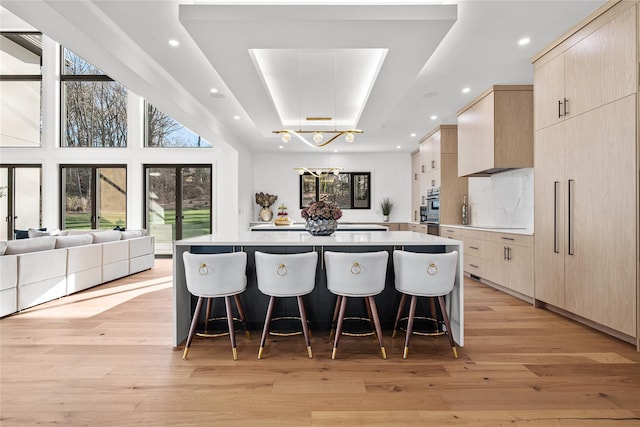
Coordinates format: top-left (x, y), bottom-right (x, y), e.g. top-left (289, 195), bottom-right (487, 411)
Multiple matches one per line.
top-left (255, 192), bottom-right (277, 208)
top-left (301, 200), bottom-right (343, 220)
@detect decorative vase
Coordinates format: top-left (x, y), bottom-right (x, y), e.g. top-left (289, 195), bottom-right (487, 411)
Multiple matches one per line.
top-left (383, 215), bottom-right (389, 222)
top-left (305, 217), bottom-right (338, 236)
top-left (259, 206), bottom-right (273, 222)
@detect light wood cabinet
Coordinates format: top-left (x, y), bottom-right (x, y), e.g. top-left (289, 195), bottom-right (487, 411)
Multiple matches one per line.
top-left (457, 85), bottom-right (533, 177)
top-left (534, 4), bottom-right (636, 132)
top-left (440, 226), bottom-right (461, 240)
top-left (418, 125), bottom-right (468, 225)
top-left (459, 229), bottom-right (533, 298)
top-left (411, 150), bottom-right (421, 222)
top-left (533, 0), bottom-right (638, 342)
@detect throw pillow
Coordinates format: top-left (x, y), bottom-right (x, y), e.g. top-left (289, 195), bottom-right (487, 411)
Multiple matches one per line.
top-left (55, 234), bottom-right (94, 248)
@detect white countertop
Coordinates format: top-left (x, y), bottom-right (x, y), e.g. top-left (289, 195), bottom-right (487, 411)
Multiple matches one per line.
top-left (175, 230), bottom-right (462, 246)
top-left (440, 224), bottom-right (534, 235)
top-left (250, 223), bottom-right (388, 232)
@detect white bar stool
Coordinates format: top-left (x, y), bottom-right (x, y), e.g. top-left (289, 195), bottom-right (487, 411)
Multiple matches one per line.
top-left (255, 251), bottom-right (318, 359)
top-left (182, 251), bottom-right (248, 361)
top-left (392, 250), bottom-right (459, 359)
top-left (324, 250), bottom-right (389, 360)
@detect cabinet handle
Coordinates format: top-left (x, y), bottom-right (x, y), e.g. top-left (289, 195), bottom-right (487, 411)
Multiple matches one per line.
top-left (468, 264), bottom-right (479, 269)
top-left (431, 179), bottom-right (435, 187)
top-left (507, 247), bottom-right (512, 261)
top-left (558, 100), bottom-right (562, 118)
top-left (469, 246), bottom-right (479, 250)
top-left (503, 246), bottom-right (507, 260)
top-left (422, 196), bottom-right (425, 205)
top-left (553, 181), bottom-right (559, 254)
top-left (564, 98), bottom-right (569, 116)
top-left (446, 230), bottom-right (453, 233)
top-left (568, 179), bottom-right (574, 256)
top-left (501, 237), bottom-right (515, 241)
top-left (431, 160), bottom-right (435, 169)
top-left (414, 173), bottom-right (417, 180)
top-left (421, 165), bottom-right (425, 173)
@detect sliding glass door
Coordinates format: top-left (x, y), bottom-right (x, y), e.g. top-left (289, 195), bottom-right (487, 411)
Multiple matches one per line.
top-left (61, 165), bottom-right (126, 230)
top-left (0, 165), bottom-right (41, 240)
top-left (144, 165), bottom-right (212, 255)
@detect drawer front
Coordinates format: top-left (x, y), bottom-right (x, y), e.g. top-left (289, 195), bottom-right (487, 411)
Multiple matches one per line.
top-left (464, 237), bottom-right (488, 259)
top-left (464, 254), bottom-right (486, 276)
top-left (461, 228), bottom-right (490, 240)
top-left (440, 227), bottom-right (462, 239)
top-left (486, 232), bottom-right (533, 247)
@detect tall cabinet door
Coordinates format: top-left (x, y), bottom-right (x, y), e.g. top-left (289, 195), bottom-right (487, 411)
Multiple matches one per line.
top-left (533, 53), bottom-right (565, 131)
top-left (534, 122), bottom-right (566, 307)
top-left (564, 6), bottom-right (636, 119)
top-left (564, 95), bottom-right (637, 336)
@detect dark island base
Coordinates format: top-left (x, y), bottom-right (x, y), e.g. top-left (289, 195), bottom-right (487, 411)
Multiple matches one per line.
top-left (187, 245), bottom-right (448, 332)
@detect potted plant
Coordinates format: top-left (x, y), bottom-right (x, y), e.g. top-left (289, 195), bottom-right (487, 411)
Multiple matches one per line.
top-left (301, 200), bottom-right (343, 235)
top-left (380, 197), bottom-right (394, 222)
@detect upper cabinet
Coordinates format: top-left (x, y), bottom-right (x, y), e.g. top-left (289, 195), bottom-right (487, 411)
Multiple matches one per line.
top-left (534, 4), bottom-right (636, 131)
top-left (457, 85), bottom-right (533, 177)
top-left (419, 125), bottom-right (467, 225)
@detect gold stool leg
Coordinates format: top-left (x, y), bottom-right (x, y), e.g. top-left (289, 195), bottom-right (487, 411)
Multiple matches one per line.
top-left (183, 297), bottom-right (204, 360)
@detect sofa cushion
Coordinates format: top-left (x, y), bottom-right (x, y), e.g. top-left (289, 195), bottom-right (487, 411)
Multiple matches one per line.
top-left (56, 230), bottom-right (70, 236)
top-left (121, 230), bottom-right (143, 240)
top-left (91, 230), bottom-right (122, 243)
top-left (28, 228), bottom-right (51, 238)
top-left (5, 236), bottom-right (57, 255)
top-left (55, 234), bottom-right (94, 249)
top-left (0, 241), bottom-right (6, 256)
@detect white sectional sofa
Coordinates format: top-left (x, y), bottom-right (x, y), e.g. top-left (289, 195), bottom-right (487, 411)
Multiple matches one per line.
top-left (0, 230), bottom-right (155, 317)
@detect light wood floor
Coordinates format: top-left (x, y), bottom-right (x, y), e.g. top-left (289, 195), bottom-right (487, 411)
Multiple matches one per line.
top-left (1, 258), bottom-right (639, 426)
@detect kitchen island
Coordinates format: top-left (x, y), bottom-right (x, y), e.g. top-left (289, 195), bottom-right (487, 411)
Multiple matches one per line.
top-left (173, 231), bottom-right (463, 348)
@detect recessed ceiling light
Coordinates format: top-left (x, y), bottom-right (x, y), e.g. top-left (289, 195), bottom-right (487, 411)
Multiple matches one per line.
top-left (396, 145), bottom-right (401, 149)
top-left (462, 87), bottom-right (471, 94)
top-left (233, 115), bottom-right (240, 120)
top-left (410, 133), bottom-right (416, 137)
top-left (168, 39), bottom-right (179, 47)
top-left (518, 37), bottom-right (531, 46)
top-left (430, 115), bottom-right (437, 120)
top-left (333, 149), bottom-right (338, 153)
top-left (279, 145), bottom-right (284, 149)
top-left (209, 88), bottom-right (225, 99)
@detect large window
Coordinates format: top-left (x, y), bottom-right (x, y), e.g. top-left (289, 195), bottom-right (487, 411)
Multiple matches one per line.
top-left (144, 165), bottom-right (212, 255)
top-left (61, 48), bottom-right (127, 147)
top-left (146, 103), bottom-right (212, 148)
top-left (0, 33), bottom-right (42, 147)
top-left (0, 165), bottom-right (42, 240)
top-left (300, 172), bottom-right (370, 209)
top-left (61, 165), bottom-right (127, 230)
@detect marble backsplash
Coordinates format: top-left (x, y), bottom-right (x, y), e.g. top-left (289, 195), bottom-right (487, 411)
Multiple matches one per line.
top-left (467, 168), bottom-right (534, 230)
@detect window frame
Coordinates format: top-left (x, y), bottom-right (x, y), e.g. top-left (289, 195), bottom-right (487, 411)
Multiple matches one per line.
top-left (59, 164), bottom-right (128, 230)
top-left (59, 47), bottom-right (127, 148)
top-left (299, 171), bottom-right (371, 210)
top-left (0, 32), bottom-right (43, 148)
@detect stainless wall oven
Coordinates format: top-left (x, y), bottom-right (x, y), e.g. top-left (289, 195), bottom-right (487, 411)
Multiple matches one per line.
top-left (420, 188), bottom-right (440, 236)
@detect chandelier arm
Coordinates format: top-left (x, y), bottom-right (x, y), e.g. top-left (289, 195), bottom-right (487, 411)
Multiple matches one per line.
top-left (273, 129), bottom-right (363, 148)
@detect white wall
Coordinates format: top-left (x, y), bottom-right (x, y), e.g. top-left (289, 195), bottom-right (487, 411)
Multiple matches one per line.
top-left (251, 152), bottom-right (411, 224)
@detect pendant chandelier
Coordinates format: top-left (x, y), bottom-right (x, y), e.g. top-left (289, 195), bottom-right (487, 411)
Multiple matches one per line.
top-left (273, 52), bottom-right (363, 149)
top-left (294, 167), bottom-right (343, 177)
